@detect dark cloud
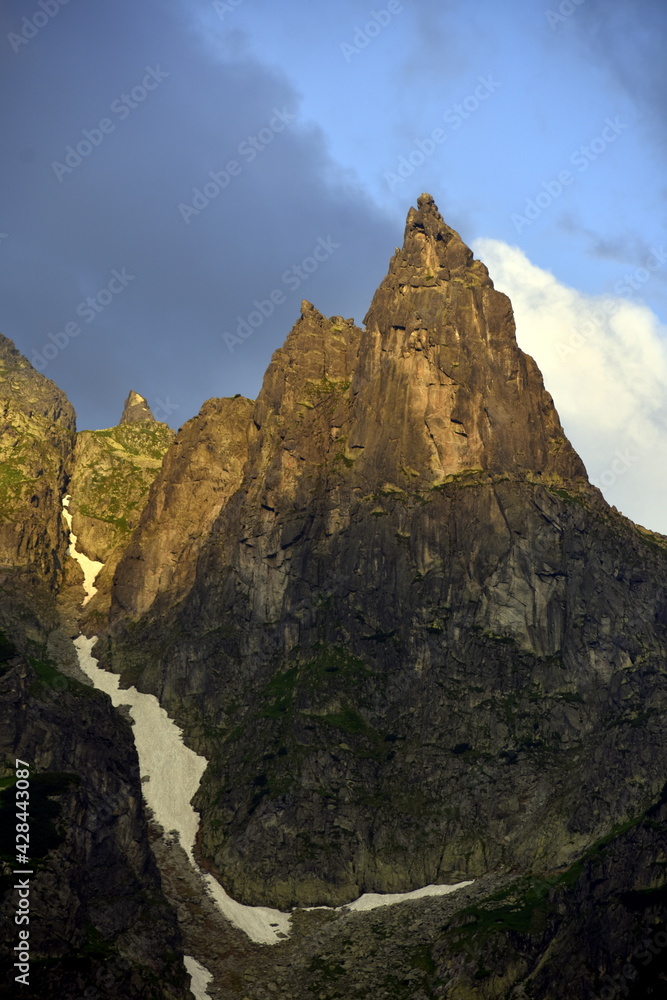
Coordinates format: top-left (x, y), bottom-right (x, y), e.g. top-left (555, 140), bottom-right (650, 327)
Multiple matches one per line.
top-left (3, 0), bottom-right (664, 433)
top-left (559, 213), bottom-right (667, 274)
top-left (0, 0), bottom-right (398, 430)
top-left (566, 0), bottom-right (667, 154)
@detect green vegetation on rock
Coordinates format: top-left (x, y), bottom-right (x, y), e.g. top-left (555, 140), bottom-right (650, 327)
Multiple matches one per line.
top-left (69, 419), bottom-right (173, 559)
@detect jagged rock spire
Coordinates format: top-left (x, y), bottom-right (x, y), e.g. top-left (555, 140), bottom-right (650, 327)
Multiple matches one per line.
top-left (381, 192), bottom-right (492, 293)
top-left (353, 193), bottom-right (588, 483)
top-left (243, 193), bottom-right (587, 489)
top-left (119, 391), bottom-right (155, 425)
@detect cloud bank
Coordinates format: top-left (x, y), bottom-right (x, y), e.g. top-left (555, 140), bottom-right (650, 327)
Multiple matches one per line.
top-left (474, 237), bottom-right (667, 534)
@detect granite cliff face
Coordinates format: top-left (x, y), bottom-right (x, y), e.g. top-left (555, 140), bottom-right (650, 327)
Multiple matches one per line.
top-left (112, 394), bottom-right (253, 620)
top-left (221, 792), bottom-right (667, 1000)
top-left (68, 419), bottom-right (174, 563)
top-left (0, 356), bottom-right (190, 996)
top-left (0, 335), bottom-right (74, 602)
top-left (66, 405), bottom-right (173, 621)
top-left (106, 195), bottom-right (667, 915)
top-left (345, 194), bottom-right (585, 486)
top-left (0, 632), bottom-right (190, 1000)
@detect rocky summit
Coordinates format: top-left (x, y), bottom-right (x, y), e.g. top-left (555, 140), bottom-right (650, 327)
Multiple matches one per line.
top-left (119, 389), bottom-right (156, 424)
top-left (2, 195), bottom-right (667, 998)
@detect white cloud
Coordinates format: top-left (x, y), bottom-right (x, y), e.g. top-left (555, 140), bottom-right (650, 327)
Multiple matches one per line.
top-left (473, 237), bottom-right (667, 535)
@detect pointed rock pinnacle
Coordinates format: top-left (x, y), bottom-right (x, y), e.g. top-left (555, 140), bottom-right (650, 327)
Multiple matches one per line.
top-left (119, 391), bottom-right (155, 425)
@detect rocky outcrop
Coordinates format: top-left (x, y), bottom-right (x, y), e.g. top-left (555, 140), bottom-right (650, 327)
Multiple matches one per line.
top-left (350, 193), bottom-right (586, 486)
top-left (205, 788), bottom-right (667, 999)
top-left (112, 395), bottom-right (253, 620)
top-left (103, 195), bottom-right (667, 914)
top-left (119, 390), bottom-right (155, 425)
top-left (69, 421), bottom-right (174, 566)
top-left (67, 419), bottom-right (174, 622)
top-left (0, 630), bottom-right (190, 999)
top-left (420, 786), bottom-right (667, 1000)
top-left (0, 346), bottom-right (190, 995)
top-left (0, 334), bottom-right (74, 595)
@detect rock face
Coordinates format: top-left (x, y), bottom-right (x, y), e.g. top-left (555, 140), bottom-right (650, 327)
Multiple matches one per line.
top-left (0, 334), bottom-right (74, 594)
top-left (349, 193), bottom-right (586, 485)
top-left (112, 395), bottom-right (253, 619)
top-left (0, 630), bottom-right (190, 1000)
top-left (225, 789), bottom-right (667, 999)
top-left (104, 195), bottom-right (667, 913)
top-left (69, 421), bottom-right (174, 565)
top-left (119, 390), bottom-right (155, 424)
top-left (0, 348), bottom-right (190, 996)
top-left (66, 418), bottom-right (173, 628)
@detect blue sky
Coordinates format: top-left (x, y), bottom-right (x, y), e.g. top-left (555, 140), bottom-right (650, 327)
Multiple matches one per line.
top-left (1, 0), bottom-right (666, 529)
top-left (212, 0), bottom-right (666, 292)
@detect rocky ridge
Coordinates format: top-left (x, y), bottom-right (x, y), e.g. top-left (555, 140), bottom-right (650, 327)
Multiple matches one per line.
top-left (0, 351), bottom-right (189, 997)
top-left (66, 413), bottom-right (174, 622)
top-left (0, 334), bottom-right (74, 600)
top-left (3, 195), bottom-right (667, 998)
top-left (104, 195), bottom-right (667, 914)
top-left (112, 394), bottom-right (253, 620)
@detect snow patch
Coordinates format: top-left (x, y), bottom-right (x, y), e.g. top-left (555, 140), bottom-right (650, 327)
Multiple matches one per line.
top-left (184, 955), bottom-right (213, 1000)
top-left (61, 495), bottom-right (104, 605)
top-left (336, 881), bottom-right (474, 912)
top-left (73, 634), bottom-right (292, 945)
top-left (66, 495), bottom-right (473, 954)
top-left (74, 636), bottom-right (473, 945)
top-left (74, 634), bottom-right (206, 862)
top-left (199, 869), bottom-right (291, 944)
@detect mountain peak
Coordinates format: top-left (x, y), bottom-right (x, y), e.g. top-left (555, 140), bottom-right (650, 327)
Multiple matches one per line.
top-left (381, 193), bottom-right (492, 294)
top-left (353, 194), bottom-right (587, 484)
top-left (0, 332), bottom-right (76, 431)
top-left (119, 390), bottom-right (155, 425)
